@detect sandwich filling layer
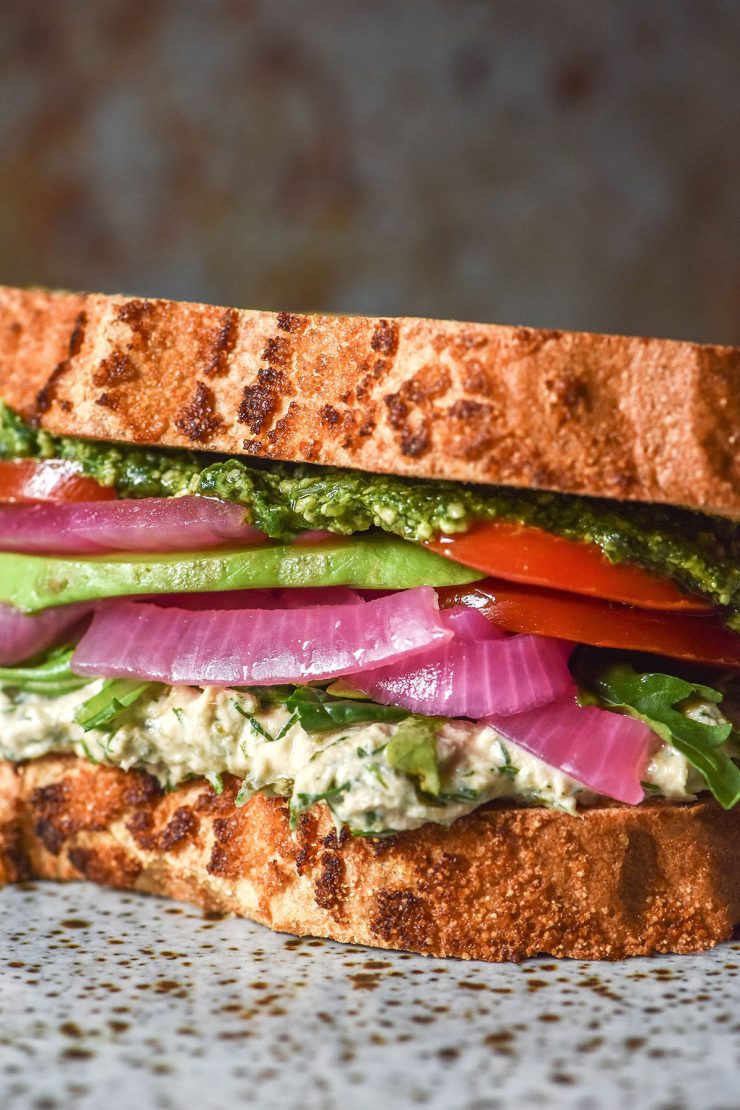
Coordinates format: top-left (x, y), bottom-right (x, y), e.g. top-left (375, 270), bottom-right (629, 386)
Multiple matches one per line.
top-left (0, 683), bottom-right (719, 835)
top-left (0, 400), bottom-right (739, 830)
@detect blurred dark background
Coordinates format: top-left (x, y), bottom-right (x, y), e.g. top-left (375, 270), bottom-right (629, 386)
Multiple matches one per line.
top-left (1, 0), bottom-right (738, 343)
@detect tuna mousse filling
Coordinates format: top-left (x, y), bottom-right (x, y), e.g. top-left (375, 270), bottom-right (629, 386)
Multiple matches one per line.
top-left (0, 398), bottom-right (739, 835)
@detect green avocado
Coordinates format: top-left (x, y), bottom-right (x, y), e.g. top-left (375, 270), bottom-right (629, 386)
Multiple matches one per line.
top-left (0, 535), bottom-right (480, 613)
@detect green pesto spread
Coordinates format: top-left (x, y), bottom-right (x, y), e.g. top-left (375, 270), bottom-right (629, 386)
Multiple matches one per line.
top-left (2, 402), bottom-right (740, 627)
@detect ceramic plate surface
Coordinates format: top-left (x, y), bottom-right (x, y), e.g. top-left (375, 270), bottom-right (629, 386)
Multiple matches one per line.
top-left (0, 882), bottom-right (737, 1109)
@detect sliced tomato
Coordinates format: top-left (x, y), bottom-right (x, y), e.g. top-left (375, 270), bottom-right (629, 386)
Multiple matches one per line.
top-left (0, 460), bottom-right (116, 503)
top-left (437, 579), bottom-right (740, 670)
top-left (429, 520), bottom-right (710, 612)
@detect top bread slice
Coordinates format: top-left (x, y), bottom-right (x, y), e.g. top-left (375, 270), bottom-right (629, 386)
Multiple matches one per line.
top-left (0, 285), bottom-right (737, 515)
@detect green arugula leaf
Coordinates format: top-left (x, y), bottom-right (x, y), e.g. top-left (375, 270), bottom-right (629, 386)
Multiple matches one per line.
top-left (284, 686), bottom-right (408, 734)
top-left (234, 780), bottom-right (254, 807)
top-left (237, 684), bottom-right (296, 705)
top-left (289, 782), bottom-right (350, 828)
top-left (205, 771), bottom-right (224, 795)
top-left (591, 664), bottom-right (740, 809)
top-left (74, 678), bottom-right (161, 733)
top-left (0, 647), bottom-right (91, 697)
top-left (385, 716), bottom-right (442, 796)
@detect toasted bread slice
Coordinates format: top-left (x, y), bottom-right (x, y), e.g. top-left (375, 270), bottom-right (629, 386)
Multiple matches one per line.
top-left (0, 286), bottom-right (738, 515)
top-left (0, 755), bottom-right (736, 961)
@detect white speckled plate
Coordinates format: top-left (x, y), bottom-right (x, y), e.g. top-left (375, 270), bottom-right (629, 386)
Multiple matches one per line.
top-left (0, 883), bottom-right (737, 1109)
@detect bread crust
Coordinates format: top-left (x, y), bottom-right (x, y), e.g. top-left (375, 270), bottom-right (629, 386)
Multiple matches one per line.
top-left (0, 286), bottom-right (738, 515)
top-left (1, 755), bottom-right (738, 961)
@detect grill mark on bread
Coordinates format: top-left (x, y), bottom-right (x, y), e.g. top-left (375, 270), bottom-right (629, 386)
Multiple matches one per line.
top-left (262, 336), bottom-right (291, 367)
top-left (400, 425), bottom-right (431, 458)
top-left (34, 362), bottom-right (70, 418)
top-left (175, 381), bottom-right (222, 443)
top-left (313, 850), bottom-right (347, 920)
top-left (33, 311), bottom-right (87, 418)
top-left (237, 347), bottom-right (294, 435)
top-left (68, 845), bottom-right (141, 887)
top-left (95, 391), bottom-right (120, 409)
top-left (115, 299), bottom-right (154, 350)
top-left (67, 312), bottom-right (87, 357)
top-left (238, 383), bottom-right (278, 434)
top-left (276, 311), bottom-right (305, 333)
top-left (1, 823), bottom-right (32, 882)
top-left (159, 806), bottom-right (198, 852)
top-left (370, 319), bottom-right (399, 356)
top-left (370, 888), bottom-right (435, 951)
top-left (92, 350), bottom-right (137, 387)
top-left (202, 308), bottom-right (238, 377)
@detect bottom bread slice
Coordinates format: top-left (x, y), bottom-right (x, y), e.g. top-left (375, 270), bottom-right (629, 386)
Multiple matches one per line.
top-left (0, 755), bottom-right (738, 961)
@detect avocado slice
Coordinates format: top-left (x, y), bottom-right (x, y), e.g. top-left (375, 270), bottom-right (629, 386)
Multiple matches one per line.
top-left (0, 535), bottom-right (481, 613)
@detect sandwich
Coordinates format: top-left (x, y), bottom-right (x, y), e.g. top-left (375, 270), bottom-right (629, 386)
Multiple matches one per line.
top-left (0, 283), bottom-right (737, 961)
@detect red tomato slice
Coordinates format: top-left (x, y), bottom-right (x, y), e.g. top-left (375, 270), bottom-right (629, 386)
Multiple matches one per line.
top-left (429, 520), bottom-right (710, 612)
top-left (437, 580), bottom-right (740, 670)
top-left (0, 460), bottom-right (117, 503)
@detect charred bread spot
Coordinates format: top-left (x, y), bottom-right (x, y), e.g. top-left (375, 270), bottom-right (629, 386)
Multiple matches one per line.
top-left (400, 425), bottom-right (431, 458)
top-left (322, 826), bottom-right (350, 850)
top-left (28, 765), bottom-right (129, 855)
top-left (95, 391), bottom-right (120, 409)
top-left (242, 438), bottom-right (263, 455)
top-left (116, 299), bottom-right (152, 326)
top-left (67, 311), bottom-right (87, 357)
top-left (268, 404), bottom-right (298, 447)
top-left (294, 812), bottom-right (320, 876)
top-left (262, 336), bottom-right (291, 368)
top-left (384, 392), bottom-right (408, 430)
top-left (370, 888), bottom-right (435, 951)
top-left (457, 330), bottom-right (489, 351)
top-left (511, 326), bottom-right (563, 353)
top-left (313, 851), bottom-right (347, 920)
top-left (92, 351), bottom-right (137, 387)
top-left (544, 374), bottom-right (591, 421)
top-left (462, 361), bottom-right (493, 395)
top-left (1, 824), bottom-right (32, 882)
top-left (404, 365), bottom-right (451, 403)
top-left (370, 320), bottom-right (399, 357)
top-left (34, 361), bottom-right (70, 417)
top-left (126, 810), bottom-right (157, 852)
top-left (159, 807), bottom-right (198, 852)
top-left (357, 415), bottom-right (376, 437)
top-left (320, 404), bottom-right (340, 426)
top-left (116, 299), bottom-right (154, 350)
top-left (68, 845), bottom-right (141, 888)
top-left (236, 364), bottom-right (290, 432)
top-left (207, 816), bottom-right (239, 878)
top-left (122, 773), bottom-right (163, 808)
top-left (276, 311), bottom-right (304, 333)
top-left (448, 398), bottom-right (488, 422)
top-left (238, 383), bottom-right (278, 435)
top-left (202, 308), bottom-right (238, 377)
top-left (175, 381), bottom-right (223, 443)
top-left (365, 833), bottom-right (399, 856)
top-left (446, 400), bottom-right (496, 461)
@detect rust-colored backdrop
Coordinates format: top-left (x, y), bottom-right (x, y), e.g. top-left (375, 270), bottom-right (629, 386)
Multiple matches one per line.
top-left (1, 1), bottom-right (738, 343)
